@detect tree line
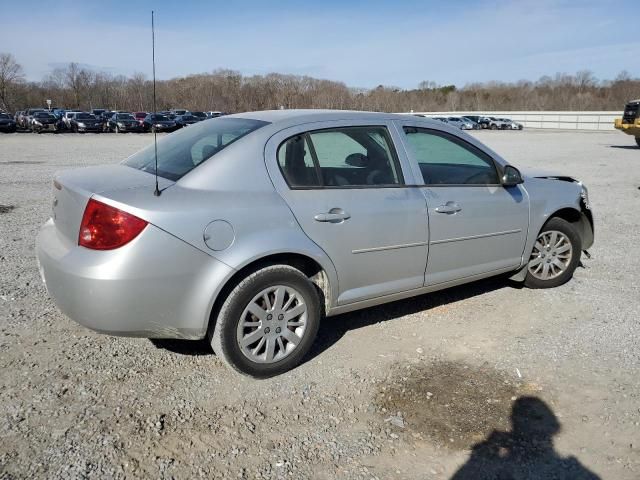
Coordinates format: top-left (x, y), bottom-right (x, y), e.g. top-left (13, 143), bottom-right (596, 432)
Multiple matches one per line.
top-left (1, 52), bottom-right (638, 114)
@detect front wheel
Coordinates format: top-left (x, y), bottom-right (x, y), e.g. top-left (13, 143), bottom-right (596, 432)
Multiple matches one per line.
top-left (490, 124), bottom-right (498, 130)
top-left (524, 217), bottom-right (582, 289)
top-left (209, 265), bottom-right (321, 378)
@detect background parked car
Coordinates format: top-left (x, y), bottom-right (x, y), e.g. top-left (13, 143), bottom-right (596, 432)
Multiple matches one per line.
top-left (106, 112), bottom-right (143, 133)
top-left (31, 111), bottom-right (62, 133)
top-left (190, 111), bottom-right (207, 121)
top-left (22, 108), bottom-right (46, 130)
top-left (170, 109), bottom-right (189, 116)
top-left (500, 118), bottom-right (523, 130)
top-left (488, 117), bottom-right (512, 130)
top-left (142, 113), bottom-right (178, 132)
top-left (69, 112), bottom-right (102, 133)
top-left (0, 112), bottom-right (17, 133)
top-left (206, 111), bottom-right (223, 118)
top-left (133, 111), bottom-right (148, 127)
top-left (174, 114), bottom-right (200, 128)
top-left (447, 117), bottom-right (475, 130)
top-left (62, 111), bottom-right (81, 129)
top-left (91, 108), bottom-right (107, 118)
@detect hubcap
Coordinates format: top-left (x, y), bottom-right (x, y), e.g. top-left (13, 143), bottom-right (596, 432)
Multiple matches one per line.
top-left (236, 285), bottom-right (308, 364)
top-left (528, 230), bottom-right (573, 280)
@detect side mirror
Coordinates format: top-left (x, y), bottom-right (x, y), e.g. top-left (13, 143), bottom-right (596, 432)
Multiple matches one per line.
top-left (502, 165), bottom-right (524, 187)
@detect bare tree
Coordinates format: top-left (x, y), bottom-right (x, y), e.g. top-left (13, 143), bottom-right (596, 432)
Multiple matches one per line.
top-left (0, 53), bottom-right (25, 111)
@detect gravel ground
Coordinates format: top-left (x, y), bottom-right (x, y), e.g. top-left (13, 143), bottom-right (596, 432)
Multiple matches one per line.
top-left (0, 129), bottom-right (639, 479)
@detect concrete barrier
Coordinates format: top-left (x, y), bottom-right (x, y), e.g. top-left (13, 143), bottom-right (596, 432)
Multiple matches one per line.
top-left (408, 111), bottom-right (620, 131)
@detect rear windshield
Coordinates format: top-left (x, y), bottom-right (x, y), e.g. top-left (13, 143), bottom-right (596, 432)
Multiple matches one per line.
top-left (123, 117), bottom-right (269, 181)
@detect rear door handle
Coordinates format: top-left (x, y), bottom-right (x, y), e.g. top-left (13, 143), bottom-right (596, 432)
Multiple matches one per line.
top-left (435, 201), bottom-right (461, 214)
top-left (314, 208), bottom-right (351, 223)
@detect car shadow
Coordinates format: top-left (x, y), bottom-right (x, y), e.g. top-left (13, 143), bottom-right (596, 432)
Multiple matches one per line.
top-left (151, 276), bottom-right (519, 360)
top-left (450, 396), bottom-right (600, 480)
top-left (609, 145), bottom-right (639, 150)
top-left (305, 276), bottom-right (518, 363)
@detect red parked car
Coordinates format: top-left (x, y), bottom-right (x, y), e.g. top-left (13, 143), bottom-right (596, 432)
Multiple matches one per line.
top-left (133, 112), bottom-right (148, 127)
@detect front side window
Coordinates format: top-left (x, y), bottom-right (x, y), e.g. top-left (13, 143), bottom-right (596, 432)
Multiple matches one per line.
top-left (277, 126), bottom-right (403, 188)
top-left (403, 127), bottom-right (499, 185)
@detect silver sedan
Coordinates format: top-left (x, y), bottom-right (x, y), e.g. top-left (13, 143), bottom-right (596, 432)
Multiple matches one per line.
top-left (36, 110), bottom-right (594, 377)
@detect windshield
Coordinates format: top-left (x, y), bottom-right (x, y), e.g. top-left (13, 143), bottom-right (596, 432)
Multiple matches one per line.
top-left (35, 113), bottom-right (55, 119)
top-left (181, 115), bottom-right (197, 121)
top-left (0, 113), bottom-right (10, 119)
top-left (77, 113), bottom-right (95, 120)
top-left (117, 114), bottom-right (134, 120)
top-left (123, 117), bottom-right (268, 181)
top-left (150, 114), bottom-right (170, 121)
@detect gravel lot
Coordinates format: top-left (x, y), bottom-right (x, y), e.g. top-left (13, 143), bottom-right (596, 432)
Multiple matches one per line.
top-left (1, 129), bottom-right (639, 479)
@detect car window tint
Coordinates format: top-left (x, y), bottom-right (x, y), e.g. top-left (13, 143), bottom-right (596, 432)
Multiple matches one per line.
top-left (309, 127), bottom-right (402, 187)
top-left (277, 135), bottom-right (320, 187)
top-left (124, 118), bottom-right (268, 181)
top-left (403, 127), bottom-right (499, 185)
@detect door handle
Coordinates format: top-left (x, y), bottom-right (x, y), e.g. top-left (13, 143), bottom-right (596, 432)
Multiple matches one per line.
top-left (435, 201), bottom-right (461, 214)
top-left (314, 208), bottom-right (351, 223)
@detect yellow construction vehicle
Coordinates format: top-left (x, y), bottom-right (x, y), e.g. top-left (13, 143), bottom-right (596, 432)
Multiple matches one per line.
top-left (614, 99), bottom-right (640, 147)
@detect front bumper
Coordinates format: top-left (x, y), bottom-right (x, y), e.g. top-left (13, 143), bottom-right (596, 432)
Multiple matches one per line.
top-left (614, 118), bottom-right (640, 136)
top-left (36, 219), bottom-right (234, 339)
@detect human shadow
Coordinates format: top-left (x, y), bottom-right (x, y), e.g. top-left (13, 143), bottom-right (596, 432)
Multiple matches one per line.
top-left (451, 396), bottom-right (600, 480)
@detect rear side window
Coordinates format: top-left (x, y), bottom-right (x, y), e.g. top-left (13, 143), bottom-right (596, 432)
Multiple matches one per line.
top-left (277, 126), bottom-right (403, 188)
top-left (124, 117), bottom-right (268, 181)
top-left (403, 127), bottom-right (499, 185)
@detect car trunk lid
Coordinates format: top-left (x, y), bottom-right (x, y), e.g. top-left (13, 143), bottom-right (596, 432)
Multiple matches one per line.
top-left (51, 164), bottom-right (173, 244)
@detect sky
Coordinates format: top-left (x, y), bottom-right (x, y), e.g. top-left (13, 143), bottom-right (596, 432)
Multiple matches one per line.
top-left (1, 0), bottom-right (639, 89)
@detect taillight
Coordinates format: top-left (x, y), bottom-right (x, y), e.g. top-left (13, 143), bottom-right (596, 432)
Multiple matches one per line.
top-left (78, 198), bottom-right (147, 250)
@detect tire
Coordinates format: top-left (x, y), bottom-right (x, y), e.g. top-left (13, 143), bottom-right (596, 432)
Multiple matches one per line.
top-left (209, 265), bottom-right (321, 378)
top-left (490, 124), bottom-right (498, 130)
top-left (115, 125), bottom-right (120, 133)
top-left (524, 217), bottom-right (582, 289)
top-left (635, 137), bottom-right (640, 148)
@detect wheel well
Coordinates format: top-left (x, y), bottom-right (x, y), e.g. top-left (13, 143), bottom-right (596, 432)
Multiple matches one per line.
top-left (546, 207), bottom-right (593, 250)
top-left (206, 253), bottom-right (330, 337)
top-left (548, 207), bottom-right (581, 225)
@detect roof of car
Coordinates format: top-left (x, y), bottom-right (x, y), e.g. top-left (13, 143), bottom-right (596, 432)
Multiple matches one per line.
top-left (228, 109), bottom-right (427, 125)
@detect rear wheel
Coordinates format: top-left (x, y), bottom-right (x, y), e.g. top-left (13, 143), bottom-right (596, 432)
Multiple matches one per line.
top-left (524, 217), bottom-right (581, 289)
top-left (209, 265), bottom-right (321, 378)
top-left (490, 124), bottom-right (498, 130)
top-left (635, 137), bottom-right (640, 147)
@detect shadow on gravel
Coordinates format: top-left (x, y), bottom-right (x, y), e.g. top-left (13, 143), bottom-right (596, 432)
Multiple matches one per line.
top-left (451, 396), bottom-right (601, 480)
top-left (377, 361), bottom-right (600, 479)
top-left (150, 276), bottom-right (518, 359)
top-left (609, 145), bottom-right (640, 150)
top-left (150, 338), bottom-right (212, 356)
top-left (308, 276), bottom-right (518, 363)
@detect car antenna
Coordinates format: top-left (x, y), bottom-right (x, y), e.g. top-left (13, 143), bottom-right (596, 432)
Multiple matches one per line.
top-left (151, 10), bottom-right (161, 197)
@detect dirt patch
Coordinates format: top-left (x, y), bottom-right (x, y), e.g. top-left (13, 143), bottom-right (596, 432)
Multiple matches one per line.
top-left (376, 361), bottom-right (541, 450)
top-left (0, 204), bottom-right (15, 214)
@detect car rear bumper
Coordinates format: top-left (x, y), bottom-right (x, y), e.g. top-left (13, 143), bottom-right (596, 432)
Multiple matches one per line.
top-left (36, 218), bottom-right (234, 339)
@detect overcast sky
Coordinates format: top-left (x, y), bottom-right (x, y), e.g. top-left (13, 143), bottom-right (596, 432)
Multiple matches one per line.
top-left (1, 0), bottom-right (638, 88)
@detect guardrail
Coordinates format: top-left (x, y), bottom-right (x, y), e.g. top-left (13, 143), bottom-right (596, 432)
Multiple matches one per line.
top-left (408, 111), bottom-right (620, 131)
